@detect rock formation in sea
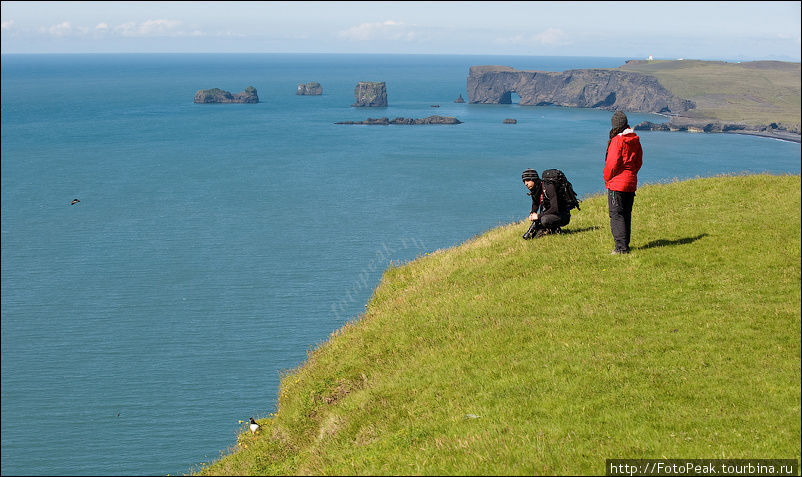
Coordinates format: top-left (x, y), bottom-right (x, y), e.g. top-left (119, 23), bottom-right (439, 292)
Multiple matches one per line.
top-left (335, 115), bottom-right (462, 125)
top-left (466, 66), bottom-right (694, 114)
top-left (297, 82), bottom-right (322, 95)
top-left (193, 86), bottom-right (259, 103)
top-left (454, 94), bottom-right (466, 103)
top-left (352, 82), bottom-right (387, 107)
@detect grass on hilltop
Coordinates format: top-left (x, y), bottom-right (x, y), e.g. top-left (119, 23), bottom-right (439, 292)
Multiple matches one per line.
top-left (195, 174), bottom-right (801, 476)
top-left (619, 60), bottom-right (801, 127)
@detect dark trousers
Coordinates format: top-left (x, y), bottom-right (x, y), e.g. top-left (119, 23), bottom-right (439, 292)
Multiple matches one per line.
top-left (540, 212), bottom-right (570, 230)
top-left (608, 189), bottom-right (635, 251)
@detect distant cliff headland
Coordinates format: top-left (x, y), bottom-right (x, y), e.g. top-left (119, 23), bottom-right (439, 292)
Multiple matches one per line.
top-left (468, 60), bottom-right (800, 142)
top-left (468, 65), bottom-right (694, 113)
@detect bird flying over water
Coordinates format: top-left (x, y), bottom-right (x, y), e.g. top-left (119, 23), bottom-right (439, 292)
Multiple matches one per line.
top-left (249, 417), bottom-right (260, 436)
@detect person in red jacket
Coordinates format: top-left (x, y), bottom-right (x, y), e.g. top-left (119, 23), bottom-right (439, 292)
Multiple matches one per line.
top-left (603, 111), bottom-right (643, 254)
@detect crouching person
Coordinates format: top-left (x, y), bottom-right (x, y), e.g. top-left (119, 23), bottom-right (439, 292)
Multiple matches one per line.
top-left (522, 168), bottom-right (571, 239)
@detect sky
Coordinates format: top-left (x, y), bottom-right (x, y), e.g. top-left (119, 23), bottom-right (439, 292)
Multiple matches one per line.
top-left (1, 1), bottom-right (800, 61)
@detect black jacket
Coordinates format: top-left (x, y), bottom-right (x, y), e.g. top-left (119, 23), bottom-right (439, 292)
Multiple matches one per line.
top-left (530, 181), bottom-right (563, 217)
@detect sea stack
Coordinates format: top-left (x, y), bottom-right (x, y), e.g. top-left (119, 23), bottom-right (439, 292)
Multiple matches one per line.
top-left (335, 115), bottom-right (463, 125)
top-left (297, 82), bottom-right (322, 95)
top-left (454, 94), bottom-right (466, 103)
top-left (352, 82), bottom-right (387, 107)
top-left (193, 86), bottom-right (259, 103)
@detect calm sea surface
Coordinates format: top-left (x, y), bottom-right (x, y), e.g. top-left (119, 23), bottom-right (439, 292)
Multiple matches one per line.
top-left (1, 53), bottom-right (799, 476)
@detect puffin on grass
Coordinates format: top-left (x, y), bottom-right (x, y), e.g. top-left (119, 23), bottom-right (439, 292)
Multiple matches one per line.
top-left (249, 417), bottom-right (260, 436)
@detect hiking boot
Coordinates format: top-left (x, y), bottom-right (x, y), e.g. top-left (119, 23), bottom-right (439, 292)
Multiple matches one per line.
top-left (534, 228), bottom-right (548, 239)
top-left (523, 221), bottom-right (546, 240)
top-left (610, 248), bottom-right (630, 255)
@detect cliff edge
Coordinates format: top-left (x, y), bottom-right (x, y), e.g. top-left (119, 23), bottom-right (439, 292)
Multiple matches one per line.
top-left (467, 60), bottom-right (800, 142)
top-left (195, 174), bottom-right (801, 476)
top-left (467, 65), bottom-right (694, 114)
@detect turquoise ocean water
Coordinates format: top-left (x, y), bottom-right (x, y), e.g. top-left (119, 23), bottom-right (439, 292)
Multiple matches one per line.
top-left (1, 53), bottom-right (799, 476)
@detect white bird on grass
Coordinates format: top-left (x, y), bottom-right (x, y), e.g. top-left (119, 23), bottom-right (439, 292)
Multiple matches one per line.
top-left (249, 417), bottom-right (260, 436)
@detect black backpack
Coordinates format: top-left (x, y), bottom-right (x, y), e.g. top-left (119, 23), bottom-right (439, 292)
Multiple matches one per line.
top-left (541, 169), bottom-right (581, 211)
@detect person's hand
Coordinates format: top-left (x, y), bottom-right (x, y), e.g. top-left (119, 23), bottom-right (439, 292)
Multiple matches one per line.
top-left (529, 213), bottom-right (538, 221)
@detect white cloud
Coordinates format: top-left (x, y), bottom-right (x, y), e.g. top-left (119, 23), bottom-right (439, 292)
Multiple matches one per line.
top-left (534, 27), bottom-right (567, 45)
top-left (775, 32), bottom-right (802, 46)
top-left (214, 31), bottom-right (247, 38)
top-left (113, 21), bottom-right (137, 36)
top-left (494, 28), bottom-right (570, 48)
top-left (338, 20), bottom-right (422, 42)
top-left (28, 18), bottom-right (198, 39)
top-left (493, 34), bottom-right (526, 45)
top-left (45, 21), bottom-right (73, 38)
top-left (140, 19), bottom-right (182, 36)
top-left (114, 19), bottom-right (183, 37)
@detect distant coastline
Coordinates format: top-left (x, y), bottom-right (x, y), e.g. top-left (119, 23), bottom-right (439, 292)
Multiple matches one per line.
top-left (633, 118), bottom-right (801, 143)
top-left (730, 130), bottom-right (801, 144)
top-left (466, 60), bottom-right (801, 143)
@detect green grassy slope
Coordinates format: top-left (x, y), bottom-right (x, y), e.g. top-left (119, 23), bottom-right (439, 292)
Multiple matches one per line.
top-left (196, 174), bottom-right (801, 475)
top-left (618, 60), bottom-right (801, 127)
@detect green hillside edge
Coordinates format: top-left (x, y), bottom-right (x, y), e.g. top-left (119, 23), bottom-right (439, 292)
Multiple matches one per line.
top-left (194, 174), bottom-right (801, 475)
top-left (618, 60), bottom-right (801, 128)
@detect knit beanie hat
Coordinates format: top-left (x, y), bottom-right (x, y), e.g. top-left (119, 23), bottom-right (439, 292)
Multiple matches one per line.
top-left (521, 169), bottom-right (539, 182)
top-left (611, 110), bottom-right (628, 129)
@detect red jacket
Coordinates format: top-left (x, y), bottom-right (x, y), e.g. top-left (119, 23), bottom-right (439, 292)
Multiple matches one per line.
top-left (603, 129), bottom-right (643, 192)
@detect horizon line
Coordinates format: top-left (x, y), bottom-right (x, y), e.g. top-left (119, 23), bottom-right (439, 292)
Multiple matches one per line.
top-left (1, 51), bottom-right (799, 63)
